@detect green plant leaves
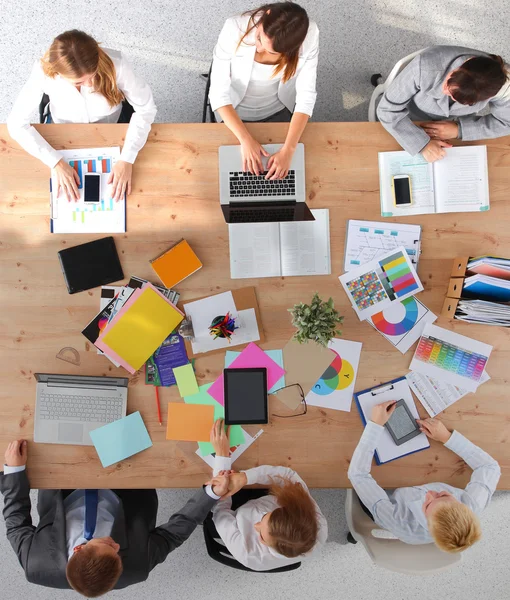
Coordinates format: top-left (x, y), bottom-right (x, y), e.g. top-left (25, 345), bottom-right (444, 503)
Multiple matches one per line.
top-left (288, 292), bottom-right (344, 347)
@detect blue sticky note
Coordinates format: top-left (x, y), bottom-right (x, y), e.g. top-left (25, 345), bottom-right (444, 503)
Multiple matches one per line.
top-left (89, 411), bottom-right (152, 468)
top-left (225, 349), bottom-right (285, 394)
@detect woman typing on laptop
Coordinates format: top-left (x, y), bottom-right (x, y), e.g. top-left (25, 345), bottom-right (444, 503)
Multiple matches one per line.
top-left (209, 2), bottom-right (319, 180)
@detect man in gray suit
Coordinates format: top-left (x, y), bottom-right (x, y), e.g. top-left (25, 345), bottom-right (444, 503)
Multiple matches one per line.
top-left (377, 46), bottom-right (510, 161)
top-left (0, 439), bottom-right (229, 597)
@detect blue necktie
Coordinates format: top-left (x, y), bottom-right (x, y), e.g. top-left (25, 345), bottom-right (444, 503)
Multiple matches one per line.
top-left (84, 490), bottom-right (99, 541)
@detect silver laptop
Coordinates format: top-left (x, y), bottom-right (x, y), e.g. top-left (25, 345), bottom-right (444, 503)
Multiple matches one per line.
top-left (219, 143), bottom-right (314, 224)
top-left (34, 374), bottom-right (128, 446)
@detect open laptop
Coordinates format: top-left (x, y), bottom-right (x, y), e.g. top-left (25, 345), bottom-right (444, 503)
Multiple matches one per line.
top-left (219, 143), bottom-right (315, 224)
top-left (34, 373), bottom-right (128, 446)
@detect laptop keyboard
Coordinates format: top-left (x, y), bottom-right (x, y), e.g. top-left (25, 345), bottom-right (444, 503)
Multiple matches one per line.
top-left (229, 170), bottom-right (296, 198)
top-left (39, 393), bottom-right (124, 423)
top-left (228, 207), bottom-right (296, 223)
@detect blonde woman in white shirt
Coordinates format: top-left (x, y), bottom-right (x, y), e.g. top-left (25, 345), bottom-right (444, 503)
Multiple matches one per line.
top-left (209, 2), bottom-right (319, 179)
top-left (207, 419), bottom-right (328, 571)
top-left (7, 29), bottom-right (157, 202)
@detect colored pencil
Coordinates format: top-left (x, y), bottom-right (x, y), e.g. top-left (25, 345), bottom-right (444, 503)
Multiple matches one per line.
top-left (155, 386), bottom-right (162, 425)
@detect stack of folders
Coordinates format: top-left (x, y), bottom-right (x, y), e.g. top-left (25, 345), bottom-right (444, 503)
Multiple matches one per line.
top-left (95, 283), bottom-right (184, 374)
top-left (455, 299), bottom-right (510, 326)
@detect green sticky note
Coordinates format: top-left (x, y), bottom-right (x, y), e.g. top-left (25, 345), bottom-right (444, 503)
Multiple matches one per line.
top-left (174, 363), bottom-right (199, 397)
top-left (184, 383), bottom-right (245, 455)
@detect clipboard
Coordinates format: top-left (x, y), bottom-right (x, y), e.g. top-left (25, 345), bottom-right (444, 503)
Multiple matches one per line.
top-left (180, 287), bottom-right (264, 358)
top-left (353, 376), bottom-right (430, 465)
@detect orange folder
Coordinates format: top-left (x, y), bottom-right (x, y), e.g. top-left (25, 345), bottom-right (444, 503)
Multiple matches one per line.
top-left (166, 403), bottom-right (214, 442)
top-left (150, 240), bottom-right (202, 288)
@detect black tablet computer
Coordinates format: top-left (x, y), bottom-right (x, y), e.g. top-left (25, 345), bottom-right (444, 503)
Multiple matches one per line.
top-left (384, 399), bottom-right (421, 446)
top-left (224, 368), bottom-right (268, 425)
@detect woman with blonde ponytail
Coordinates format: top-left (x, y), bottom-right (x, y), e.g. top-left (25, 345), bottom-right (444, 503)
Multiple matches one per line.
top-left (7, 30), bottom-right (156, 201)
top-left (207, 419), bottom-right (327, 571)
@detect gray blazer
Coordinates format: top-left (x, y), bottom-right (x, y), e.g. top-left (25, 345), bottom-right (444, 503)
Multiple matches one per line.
top-left (377, 45), bottom-right (510, 155)
top-left (0, 470), bottom-right (217, 590)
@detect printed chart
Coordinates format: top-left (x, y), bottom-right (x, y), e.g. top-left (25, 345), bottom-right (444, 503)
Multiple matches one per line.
top-left (376, 251), bottom-right (420, 300)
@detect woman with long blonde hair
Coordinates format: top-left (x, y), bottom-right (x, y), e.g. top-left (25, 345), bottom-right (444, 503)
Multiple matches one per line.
top-left (209, 2), bottom-right (319, 179)
top-left (7, 30), bottom-right (156, 201)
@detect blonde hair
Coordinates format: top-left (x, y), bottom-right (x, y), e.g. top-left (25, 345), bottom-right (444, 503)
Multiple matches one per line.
top-left (428, 502), bottom-right (482, 553)
top-left (41, 29), bottom-right (124, 107)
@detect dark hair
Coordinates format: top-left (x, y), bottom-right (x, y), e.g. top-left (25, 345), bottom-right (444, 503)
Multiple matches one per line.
top-left (447, 54), bottom-right (507, 105)
top-left (239, 2), bottom-right (309, 82)
top-left (66, 545), bottom-right (123, 597)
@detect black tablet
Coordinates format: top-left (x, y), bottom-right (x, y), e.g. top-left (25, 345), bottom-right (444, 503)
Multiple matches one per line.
top-left (58, 236), bottom-right (124, 294)
top-left (224, 368), bottom-right (268, 425)
top-left (384, 399), bottom-right (421, 446)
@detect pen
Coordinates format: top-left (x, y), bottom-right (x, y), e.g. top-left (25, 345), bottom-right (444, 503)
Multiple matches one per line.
top-left (155, 386), bottom-right (162, 426)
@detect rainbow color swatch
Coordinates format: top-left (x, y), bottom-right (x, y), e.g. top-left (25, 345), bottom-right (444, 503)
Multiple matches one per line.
top-left (377, 250), bottom-right (420, 300)
top-left (415, 335), bottom-right (487, 382)
top-left (312, 351), bottom-right (354, 395)
top-left (372, 297), bottom-right (419, 336)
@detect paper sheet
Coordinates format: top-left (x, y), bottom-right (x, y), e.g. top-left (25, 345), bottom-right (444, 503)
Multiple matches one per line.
top-left (166, 403), bottom-right (214, 442)
top-left (406, 370), bottom-right (490, 417)
top-left (226, 349), bottom-right (285, 393)
top-left (173, 363), bottom-right (199, 397)
top-left (196, 428), bottom-right (263, 468)
top-left (306, 339), bottom-right (362, 412)
top-left (228, 223), bottom-right (282, 279)
top-left (89, 412), bottom-right (152, 468)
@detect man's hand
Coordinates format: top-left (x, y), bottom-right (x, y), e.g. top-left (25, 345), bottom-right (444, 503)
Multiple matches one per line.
top-left (371, 400), bottom-right (397, 426)
top-left (421, 121), bottom-right (459, 141)
top-left (222, 472), bottom-right (248, 499)
top-left (107, 160), bottom-right (132, 202)
top-left (208, 471), bottom-right (231, 497)
top-left (4, 440), bottom-right (28, 467)
top-left (417, 418), bottom-right (452, 444)
top-left (421, 139), bottom-right (452, 162)
top-left (210, 418), bottom-right (231, 457)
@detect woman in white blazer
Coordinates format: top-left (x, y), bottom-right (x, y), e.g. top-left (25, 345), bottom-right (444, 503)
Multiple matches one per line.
top-left (209, 3), bottom-right (319, 179)
top-left (207, 420), bottom-right (328, 571)
top-left (7, 29), bottom-right (157, 202)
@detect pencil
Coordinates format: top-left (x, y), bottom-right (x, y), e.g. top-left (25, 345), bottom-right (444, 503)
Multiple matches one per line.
top-left (155, 386), bottom-right (162, 426)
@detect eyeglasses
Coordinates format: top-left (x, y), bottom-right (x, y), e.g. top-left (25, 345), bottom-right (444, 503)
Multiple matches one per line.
top-left (271, 383), bottom-right (307, 418)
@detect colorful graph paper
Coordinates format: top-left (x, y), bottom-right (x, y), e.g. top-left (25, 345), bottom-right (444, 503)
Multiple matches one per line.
top-left (346, 271), bottom-right (388, 310)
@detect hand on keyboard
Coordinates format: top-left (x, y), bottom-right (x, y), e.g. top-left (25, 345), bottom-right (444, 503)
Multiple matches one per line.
top-left (266, 145), bottom-right (293, 180)
top-left (240, 136), bottom-right (270, 175)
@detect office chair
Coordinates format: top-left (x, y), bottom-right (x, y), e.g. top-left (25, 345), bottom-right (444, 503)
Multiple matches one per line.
top-left (368, 49), bottom-right (427, 122)
top-left (201, 64), bottom-right (216, 123)
top-left (345, 489), bottom-right (462, 574)
top-left (203, 488), bottom-right (301, 573)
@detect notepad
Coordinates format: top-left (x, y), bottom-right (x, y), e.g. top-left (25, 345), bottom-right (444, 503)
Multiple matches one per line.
top-left (173, 363), bottom-right (199, 397)
top-left (89, 412), bottom-right (152, 468)
top-left (96, 284), bottom-right (184, 372)
top-left (166, 403), bottom-right (214, 442)
top-left (150, 239), bottom-right (203, 288)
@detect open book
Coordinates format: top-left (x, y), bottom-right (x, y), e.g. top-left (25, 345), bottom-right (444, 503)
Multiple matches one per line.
top-left (229, 209), bottom-right (330, 279)
top-left (379, 146), bottom-right (489, 217)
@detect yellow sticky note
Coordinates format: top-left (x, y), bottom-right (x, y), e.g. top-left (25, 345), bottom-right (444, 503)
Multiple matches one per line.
top-left (102, 287), bottom-right (183, 370)
top-left (173, 363), bottom-right (199, 397)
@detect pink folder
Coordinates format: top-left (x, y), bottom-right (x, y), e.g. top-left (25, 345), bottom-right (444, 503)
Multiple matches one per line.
top-left (207, 342), bottom-right (286, 405)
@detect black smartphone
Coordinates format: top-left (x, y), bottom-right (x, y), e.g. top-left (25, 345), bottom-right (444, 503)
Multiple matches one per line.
top-left (392, 175), bottom-right (412, 206)
top-left (84, 172), bottom-right (101, 203)
top-left (384, 399), bottom-right (421, 446)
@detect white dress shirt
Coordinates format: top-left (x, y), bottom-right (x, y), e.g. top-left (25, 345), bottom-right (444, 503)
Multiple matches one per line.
top-left (236, 61), bottom-right (285, 121)
top-left (347, 422), bottom-right (501, 545)
top-left (7, 48), bottom-right (157, 168)
top-left (209, 15), bottom-right (319, 121)
top-left (211, 459), bottom-right (328, 571)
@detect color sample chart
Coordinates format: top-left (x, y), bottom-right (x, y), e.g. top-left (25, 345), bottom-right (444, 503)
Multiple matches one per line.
top-left (414, 335), bottom-right (487, 382)
top-left (376, 250), bottom-right (420, 300)
top-left (346, 272), bottom-right (387, 311)
top-left (372, 296), bottom-right (419, 335)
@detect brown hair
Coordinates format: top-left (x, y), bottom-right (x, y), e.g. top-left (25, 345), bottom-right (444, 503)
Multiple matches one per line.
top-left (267, 477), bottom-right (319, 558)
top-left (41, 29), bottom-right (124, 107)
top-left (239, 2), bottom-right (309, 83)
top-left (428, 502), bottom-right (482, 553)
top-left (447, 54), bottom-right (507, 105)
top-left (66, 545), bottom-right (123, 597)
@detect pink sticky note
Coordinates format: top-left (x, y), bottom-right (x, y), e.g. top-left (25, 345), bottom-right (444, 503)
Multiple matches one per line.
top-left (207, 342), bottom-right (286, 405)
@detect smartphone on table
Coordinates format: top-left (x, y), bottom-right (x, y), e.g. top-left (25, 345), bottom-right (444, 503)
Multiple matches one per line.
top-left (392, 174), bottom-right (412, 206)
top-left (84, 172), bottom-right (101, 203)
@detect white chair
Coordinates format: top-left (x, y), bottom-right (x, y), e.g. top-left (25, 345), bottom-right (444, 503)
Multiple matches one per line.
top-left (345, 489), bottom-right (462, 574)
top-left (368, 49), bottom-right (427, 122)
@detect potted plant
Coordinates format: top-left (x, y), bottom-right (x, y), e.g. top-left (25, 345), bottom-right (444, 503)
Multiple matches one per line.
top-left (289, 293), bottom-right (343, 347)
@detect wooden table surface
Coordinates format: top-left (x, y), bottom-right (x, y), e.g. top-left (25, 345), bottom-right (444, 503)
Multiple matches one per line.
top-left (0, 122), bottom-right (509, 489)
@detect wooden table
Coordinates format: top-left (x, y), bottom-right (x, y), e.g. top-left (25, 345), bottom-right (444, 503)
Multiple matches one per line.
top-left (1, 123), bottom-right (509, 489)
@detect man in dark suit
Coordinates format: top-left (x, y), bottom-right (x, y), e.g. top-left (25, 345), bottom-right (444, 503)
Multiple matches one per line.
top-left (0, 439), bottom-right (229, 597)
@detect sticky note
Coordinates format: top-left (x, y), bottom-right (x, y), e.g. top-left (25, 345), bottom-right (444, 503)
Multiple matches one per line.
top-left (184, 383), bottom-right (245, 455)
top-left (89, 412), bottom-right (152, 468)
top-left (166, 403), bottom-right (214, 442)
top-left (173, 363), bottom-right (199, 397)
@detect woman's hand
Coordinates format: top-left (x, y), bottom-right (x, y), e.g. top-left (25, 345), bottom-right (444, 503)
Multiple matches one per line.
top-left (210, 418), bottom-right (231, 457)
top-left (421, 139), bottom-right (453, 162)
top-left (371, 400), bottom-right (397, 426)
top-left (222, 472), bottom-right (248, 498)
top-left (266, 145), bottom-right (294, 180)
top-left (107, 160), bottom-right (132, 202)
top-left (208, 471), bottom-right (231, 497)
top-left (240, 136), bottom-right (269, 175)
top-left (417, 418), bottom-right (452, 444)
top-left (53, 159), bottom-right (80, 202)
top-left (421, 121), bottom-right (459, 141)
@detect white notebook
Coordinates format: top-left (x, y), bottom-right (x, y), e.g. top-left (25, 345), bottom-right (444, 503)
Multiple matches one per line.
top-left (229, 209), bottom-right (331, 279)
top-left (378, 146), bottom-right (489, 217)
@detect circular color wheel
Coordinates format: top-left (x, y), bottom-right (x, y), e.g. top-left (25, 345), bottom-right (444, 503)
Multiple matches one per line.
top-left (312, 351), bottom-right (354, 396)
top-left (371, 297), bottom-right (419, 336)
